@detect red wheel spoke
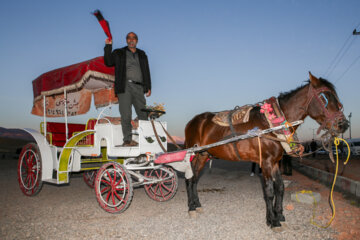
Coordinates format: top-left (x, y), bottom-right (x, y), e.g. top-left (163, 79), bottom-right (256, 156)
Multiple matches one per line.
top-left (105, 170), bottom-right (113, 184)
top-left (23, 155), bottom-right (28, 168)
top-left (160, 183), bottom-right (172, 192)
top-left (25, 175), bottom-right (31, 187)
top-left (161, 179), bottom-right (173, 184)
top-left (114, 176), bottom-right (123, 187)
top-left (100, 179), bottom-right (111, 185)
top-left (25, 152), bottom-right (30, 165)
top-left (116, 187), bottom-right (125, 191)
top-left (159, 187), bottom-right (166, 199)
top-left (27, 175), bottom-right (33, 188)
top-left (105, 191), bottom-right (111, 203)
top-left (101, 186), bottom-right (111, 194)
top-left (114, 191), bottom-right (124, 203)
top-left (21, 160), bottom-right (26, 169)
top-left (30, 173), bottom-right (36, 186)
top-left (155, 170), bottom-right (161, 178)
top-left (28, 154), bottom-right (34, 167)
top-left (111, 192), bottom-right (116, 205)
top-left (113, 169), bottom-right (117, 183)
top-left (153, 184), bottom-right (160, 194)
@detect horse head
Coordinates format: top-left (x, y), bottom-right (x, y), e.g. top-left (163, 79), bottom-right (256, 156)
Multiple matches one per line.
top-left (305, 72), bottom-right (348, 136)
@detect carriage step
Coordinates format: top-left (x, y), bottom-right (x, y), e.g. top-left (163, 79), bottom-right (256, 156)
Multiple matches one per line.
top-left (43, 178), bottom-right (61, 184)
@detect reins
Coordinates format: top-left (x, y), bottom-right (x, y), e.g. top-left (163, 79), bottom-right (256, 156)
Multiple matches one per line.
top-left (149, 111), bottom-right (183, 153)
top-left (304, 84), bottom-right (345, 135)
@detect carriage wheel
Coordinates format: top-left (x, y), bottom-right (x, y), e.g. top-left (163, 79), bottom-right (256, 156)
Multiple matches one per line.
top-left (144, 166), bottom-right (178, 202)
top-left (17, 143), bottom-right (43, 196)
top-left (83, 170), bottom-right (97, 188)
top-left (94, 162), bottom-right (133, 213)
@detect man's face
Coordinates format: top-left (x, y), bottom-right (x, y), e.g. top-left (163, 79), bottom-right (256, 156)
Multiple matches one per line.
top-left (126, 33), bottom-right (138, 49)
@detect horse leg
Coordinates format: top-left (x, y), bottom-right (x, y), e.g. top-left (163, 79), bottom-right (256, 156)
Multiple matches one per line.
top-left (185, 177), bottom-right (199, 211)
top-left (261, 176), bottom-right (281, 227)
top-left (273, 168), bottom-right (285, 222)
top-left (186, 152), bottom-right (208, 215)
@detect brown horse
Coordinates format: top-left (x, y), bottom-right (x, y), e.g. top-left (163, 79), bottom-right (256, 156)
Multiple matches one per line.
top-left (184, 72), bottom-right (348, 228)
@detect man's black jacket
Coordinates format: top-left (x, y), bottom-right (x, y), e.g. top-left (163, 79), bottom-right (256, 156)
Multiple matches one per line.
top-left (104, 44), bottom-right (151, 94)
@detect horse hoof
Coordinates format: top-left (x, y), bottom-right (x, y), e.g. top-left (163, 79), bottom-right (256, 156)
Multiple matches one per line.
top-left (271, 226), bottom-right (285, 233)
top-left (196, 207), bottom-right (204, 213)
top-left (188, 210), bottom-right (197, 218)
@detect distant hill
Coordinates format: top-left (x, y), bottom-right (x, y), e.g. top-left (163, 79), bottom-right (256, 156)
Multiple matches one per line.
top-left (168, 135), bottom-right (184, 145)
top-left (0, 127), bottom-right (34, 153)
top-left (0, 127), bottom-right (34, 141)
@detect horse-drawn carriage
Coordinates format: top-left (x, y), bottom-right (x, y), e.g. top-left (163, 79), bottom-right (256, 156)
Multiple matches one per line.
top-left (18, 55), bottom-right (349, 228)
top-left (17, 56), bottom-right (185, 213)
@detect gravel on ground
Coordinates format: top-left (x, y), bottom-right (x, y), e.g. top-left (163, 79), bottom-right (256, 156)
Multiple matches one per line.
top-left (1, 157), bottom-right (359, 240)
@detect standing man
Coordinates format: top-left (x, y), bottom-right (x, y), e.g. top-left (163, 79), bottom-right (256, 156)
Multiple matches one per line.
top-left (104, 32), bottom-right (152, 146)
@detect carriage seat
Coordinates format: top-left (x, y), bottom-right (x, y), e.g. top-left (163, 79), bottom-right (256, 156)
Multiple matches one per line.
top-left (40, 122), bottom-right (86, 147)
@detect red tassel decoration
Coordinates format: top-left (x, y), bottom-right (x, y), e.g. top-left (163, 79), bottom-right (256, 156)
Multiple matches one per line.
top-left (93, 10), bottom-right (112, 41)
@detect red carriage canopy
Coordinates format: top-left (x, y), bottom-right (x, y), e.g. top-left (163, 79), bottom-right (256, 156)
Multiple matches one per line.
top-left (31, 57), bottom-right (117, 117)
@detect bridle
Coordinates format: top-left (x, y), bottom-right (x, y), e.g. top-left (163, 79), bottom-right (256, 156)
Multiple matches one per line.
top-left (304, 84), bottom-right (345, 135)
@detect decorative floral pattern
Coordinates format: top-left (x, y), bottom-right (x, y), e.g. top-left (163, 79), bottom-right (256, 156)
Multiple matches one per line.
top-left (260, 102), bottom-right (276, 120)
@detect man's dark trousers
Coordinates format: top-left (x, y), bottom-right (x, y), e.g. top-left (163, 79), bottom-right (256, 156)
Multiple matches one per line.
top-left (117, 82), bottom-right (148, 143)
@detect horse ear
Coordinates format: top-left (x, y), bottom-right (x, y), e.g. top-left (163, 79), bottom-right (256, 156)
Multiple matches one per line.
top-left (309, 71), bottom-right (320, 87)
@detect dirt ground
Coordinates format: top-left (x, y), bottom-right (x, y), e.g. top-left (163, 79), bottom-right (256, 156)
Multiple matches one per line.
top-left (283, 170), bottom-right (360, 240)
top-left (284, 152), bottom-right (360, 239)
top-left (1, 154), bottom-right (360, 239)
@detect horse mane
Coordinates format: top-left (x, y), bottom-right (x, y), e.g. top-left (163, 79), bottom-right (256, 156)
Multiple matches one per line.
top-left (278, 77), bottom-right (336, 102)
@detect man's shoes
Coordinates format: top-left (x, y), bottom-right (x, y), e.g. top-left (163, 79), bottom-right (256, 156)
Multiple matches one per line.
top-left (122, 140), bottom-right (138, 147)
top-left (250, 172), bottom-right (254, 177)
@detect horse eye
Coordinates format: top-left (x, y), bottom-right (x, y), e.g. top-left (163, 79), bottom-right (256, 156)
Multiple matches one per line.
top-left (326, 93), bottom-right (342, 110)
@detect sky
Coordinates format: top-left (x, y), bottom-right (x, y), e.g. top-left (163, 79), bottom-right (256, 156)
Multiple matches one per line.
top-left (0, 0), bottom-right (359, 140)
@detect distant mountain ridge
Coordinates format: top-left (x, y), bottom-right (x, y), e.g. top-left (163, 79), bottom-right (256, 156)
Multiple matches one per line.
top-left (0, 127), bottom-right (34, 141)
top-left (168, 135), bottom-right (185, 144)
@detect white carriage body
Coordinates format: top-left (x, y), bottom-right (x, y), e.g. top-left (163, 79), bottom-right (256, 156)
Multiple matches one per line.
top-left (24, 119), bottom-right (168, 184)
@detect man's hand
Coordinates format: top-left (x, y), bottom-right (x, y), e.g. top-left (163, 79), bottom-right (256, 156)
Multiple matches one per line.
top-left (105, 38), bottom-right (112, 44)
top-left (145, 90), bottom-right (151, 97)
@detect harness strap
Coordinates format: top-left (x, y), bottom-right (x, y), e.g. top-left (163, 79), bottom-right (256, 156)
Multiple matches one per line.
top-left (257, 136), bottom-right (262, 168)
top-left (150, 119), bottom-right (167, 152)
top-left (228, 108), bottom-right (242, 161)
top-left (159, 121), bottom-right (183, 150)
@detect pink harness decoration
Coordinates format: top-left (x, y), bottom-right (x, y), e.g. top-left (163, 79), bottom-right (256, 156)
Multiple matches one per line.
top-left (260, 97), bottom-right (301, 154)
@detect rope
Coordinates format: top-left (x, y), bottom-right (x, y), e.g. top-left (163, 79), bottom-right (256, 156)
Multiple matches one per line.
top-left (257, 136), bottom-right (262, 168)
top-left (295, 137), bottom-right (351, 228)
